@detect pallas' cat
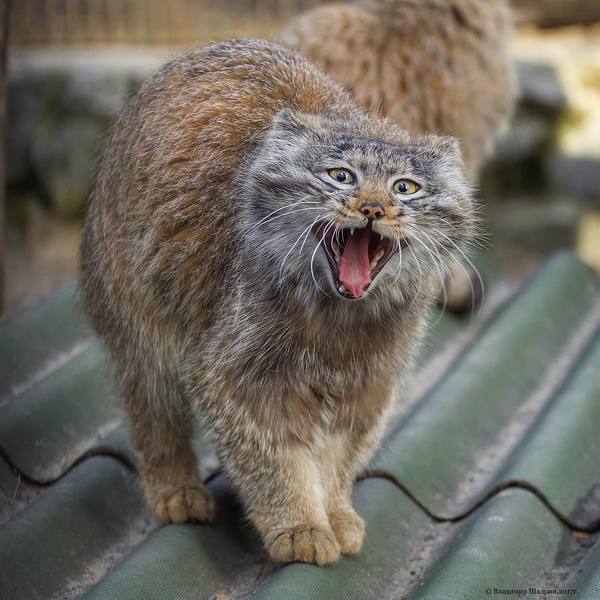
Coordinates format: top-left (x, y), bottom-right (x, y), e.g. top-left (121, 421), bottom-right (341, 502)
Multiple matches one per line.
top-left (81, 39), bottom-right (475, 565)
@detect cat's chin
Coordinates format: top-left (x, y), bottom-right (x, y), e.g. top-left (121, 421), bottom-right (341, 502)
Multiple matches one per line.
top-left (312, 221), bottom-right (408, 300)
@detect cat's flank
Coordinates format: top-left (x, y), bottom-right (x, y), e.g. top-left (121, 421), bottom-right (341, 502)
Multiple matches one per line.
top-left (81, 39), bottom-right (475, 565)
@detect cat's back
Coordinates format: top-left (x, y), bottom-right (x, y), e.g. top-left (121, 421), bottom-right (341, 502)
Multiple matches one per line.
top-left (81, 39), bottom-right (353, 338)
top-left (279, 0), bottom-right (514, 177)
top-left (88, 38), bottom-right (352, 224)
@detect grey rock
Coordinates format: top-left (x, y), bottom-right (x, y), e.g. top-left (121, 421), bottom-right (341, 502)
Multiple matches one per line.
top-left (7, 48), bottom-right (168, 215)
top-left (547, 156), bottom-right (600, 202)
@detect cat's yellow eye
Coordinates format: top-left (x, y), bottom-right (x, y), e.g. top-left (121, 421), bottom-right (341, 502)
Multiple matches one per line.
top-left (328, 168), bottom-right (354, 184)
top-left (393, 179), bottom-right (421, 195)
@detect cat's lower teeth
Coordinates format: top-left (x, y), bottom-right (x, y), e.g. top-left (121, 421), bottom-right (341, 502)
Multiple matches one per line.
top-left (339, 284), bottom-right (348, 293)
top-left (369, 249), bottom-right (386, 271)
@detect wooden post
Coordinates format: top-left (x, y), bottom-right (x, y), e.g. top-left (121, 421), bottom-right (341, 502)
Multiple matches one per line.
top-left (0, 0), bottom-right (9, 315)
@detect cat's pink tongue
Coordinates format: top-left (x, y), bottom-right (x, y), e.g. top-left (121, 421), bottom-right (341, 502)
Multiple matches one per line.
top-left (339, 228), bottom-right (371, 298)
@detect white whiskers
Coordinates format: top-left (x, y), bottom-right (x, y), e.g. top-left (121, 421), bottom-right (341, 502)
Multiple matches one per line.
top-left (250, 197), bottom-right (320, 233)
top-left (277, 212), bottom-right (327, 285)
top-left (309, 219), bottom-right (335, 296)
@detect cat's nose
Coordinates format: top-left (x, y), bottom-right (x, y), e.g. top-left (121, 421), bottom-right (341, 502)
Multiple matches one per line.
top-left (360, 202), bottom-right (385, 220)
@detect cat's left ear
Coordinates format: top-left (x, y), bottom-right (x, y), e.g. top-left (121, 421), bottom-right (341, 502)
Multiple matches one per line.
top-left (257, 109), bottom-right (317, 166)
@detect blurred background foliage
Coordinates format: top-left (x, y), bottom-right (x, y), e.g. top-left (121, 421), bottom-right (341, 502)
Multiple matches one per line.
top-left (3, 0), bottom-right (600, 313)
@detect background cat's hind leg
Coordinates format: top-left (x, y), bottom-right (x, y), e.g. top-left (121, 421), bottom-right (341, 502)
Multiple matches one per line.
top-left (439, 260), bottom-right (484, 314)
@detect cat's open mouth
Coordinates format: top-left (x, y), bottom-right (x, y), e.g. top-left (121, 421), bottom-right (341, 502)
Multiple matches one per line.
top-left (313, 221), bottom-right (408, 299)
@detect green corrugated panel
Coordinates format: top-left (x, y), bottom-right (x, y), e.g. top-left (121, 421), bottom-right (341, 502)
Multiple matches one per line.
top-left (0, 285), bottom-right (91, 407)
top-left (1, 254), bottom-right (597, 600)
top-left (411, 329), bottom-right (600, 598)
top-left (414, 490), bottom-right (564, 600)
top-left (500, 331), bottom-right (600, 514)
top-left (0, 343), bottom-right (120, 480)
top-left (0, 457), bottom-right (148, 600)
top-left (83, 477), bottom-right (263, 600)
top-left (375, 253), bottom-right (598, 511)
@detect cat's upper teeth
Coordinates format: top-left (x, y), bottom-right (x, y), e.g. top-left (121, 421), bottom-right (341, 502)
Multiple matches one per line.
top-left (339, 284), bottom-right (347, 293)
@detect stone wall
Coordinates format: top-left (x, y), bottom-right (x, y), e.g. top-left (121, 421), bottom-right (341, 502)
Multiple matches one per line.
top-left (7, 48), bottom-right (168, 217)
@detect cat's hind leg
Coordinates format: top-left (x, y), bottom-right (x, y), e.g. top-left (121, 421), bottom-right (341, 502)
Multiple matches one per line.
top-left (118, 360), bottom-right (214, 524)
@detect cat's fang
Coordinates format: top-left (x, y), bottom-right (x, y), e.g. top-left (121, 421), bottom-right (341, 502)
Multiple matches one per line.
top-left (369, 249), bottom-right (384, 270)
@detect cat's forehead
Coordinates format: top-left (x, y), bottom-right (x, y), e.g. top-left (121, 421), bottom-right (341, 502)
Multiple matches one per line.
top-left (329, 135), bottom-right (419, 177)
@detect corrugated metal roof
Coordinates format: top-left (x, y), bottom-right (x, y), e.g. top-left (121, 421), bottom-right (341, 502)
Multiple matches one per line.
top-left (0, 253), bottom-right (598, 600)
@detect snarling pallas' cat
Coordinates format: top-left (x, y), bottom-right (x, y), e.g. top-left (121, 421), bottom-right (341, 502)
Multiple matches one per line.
top-left (81, 39), bottom-right (475, 565)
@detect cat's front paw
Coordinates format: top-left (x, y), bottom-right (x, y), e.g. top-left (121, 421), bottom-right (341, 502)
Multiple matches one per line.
top-left (265, 524), bottom-right (341, 565)
top-left (146, 482), bottom-right (215, 524)
top-left (329, 509), bottom-right (365, 555)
